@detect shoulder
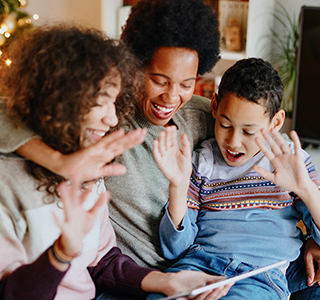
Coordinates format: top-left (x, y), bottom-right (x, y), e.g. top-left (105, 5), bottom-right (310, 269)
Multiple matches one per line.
top-left (192, 138), bottom-right (221, 175)
top-left (175, 95), bottom-right (214, 150)
top-left (181, 94), bottom-right (211, 114)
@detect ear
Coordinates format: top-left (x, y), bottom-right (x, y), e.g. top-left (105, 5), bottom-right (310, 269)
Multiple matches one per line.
top-left (270, 109), bottom-right (285, 131)
top-left (211, 93), bottom-right (218, 119)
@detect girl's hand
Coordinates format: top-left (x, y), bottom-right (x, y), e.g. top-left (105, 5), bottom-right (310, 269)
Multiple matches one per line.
top-left (53, 176), bottom-right (108, 257)
top-left (141, 270), bottom-right (232, 300)
top-left (153, 126), bottom-right (192, 188)
top-left (253, 129), bottom-right (311, 195)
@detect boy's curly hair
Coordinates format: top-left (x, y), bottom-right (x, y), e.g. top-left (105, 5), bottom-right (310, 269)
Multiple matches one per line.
top-left (217, 58), bottom-right (284, 120)
top-left (0, 25), bottom-right (143, 198)
top-left (121, 0), bottom-right (220, 75)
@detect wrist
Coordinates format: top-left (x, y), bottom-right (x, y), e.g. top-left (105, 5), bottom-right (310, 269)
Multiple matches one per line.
top-left (54, 236), bottom-right (82, 261)
top-left (53, 151), bottom-right (69, 178)
top-left (141, 271), bottom-right (176, 295)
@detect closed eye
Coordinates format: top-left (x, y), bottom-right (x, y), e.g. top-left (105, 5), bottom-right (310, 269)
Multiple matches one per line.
top-left (243, 131), bottom-right (255, 136)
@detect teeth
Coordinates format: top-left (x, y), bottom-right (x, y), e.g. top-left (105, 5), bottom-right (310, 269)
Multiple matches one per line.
top-left (154, 103), bottom-right (174, 113)
top-left (227, 149), bottom-right (239, 155)
top-left (89, 129), bottom-right (106, 136)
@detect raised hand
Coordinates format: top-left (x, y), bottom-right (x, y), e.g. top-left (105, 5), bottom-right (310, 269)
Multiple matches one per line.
top-left (152, 126), bottom-right (192, 188)
top-left (18, 128), bottom-right (147, 183)
top-left (52, 176), bottom-right (108, 258)
top-left (253, 128), bottom-right (311, 195)
top-left (58, 128), bottom-right (147, 182)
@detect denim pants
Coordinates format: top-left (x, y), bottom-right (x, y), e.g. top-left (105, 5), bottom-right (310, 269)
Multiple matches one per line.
top-left (286, 243), bottom-right (320, 300)
top-left (147, 245), bottom-right (289, 300)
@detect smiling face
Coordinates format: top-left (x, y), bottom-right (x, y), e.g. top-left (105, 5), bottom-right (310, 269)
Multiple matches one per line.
top-left (80, 72), bottom-right (121, 148)
top-left (137, 47), bottom-right (199, 126)
top-left (212, 92), bottom-right (284, 167)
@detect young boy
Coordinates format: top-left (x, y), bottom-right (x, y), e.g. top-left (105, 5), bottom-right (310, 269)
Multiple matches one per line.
top-left (150, 58), bottom-right (320, 299)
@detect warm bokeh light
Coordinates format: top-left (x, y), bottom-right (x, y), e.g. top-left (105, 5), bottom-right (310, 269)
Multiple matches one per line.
top-left (33, 14), bottom-right (39, 20)
top-left (5, 59), bottom-right (12, 66)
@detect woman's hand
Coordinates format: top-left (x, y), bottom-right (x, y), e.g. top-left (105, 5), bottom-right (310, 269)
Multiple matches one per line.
top-left (49, 176), bottom-right (108, 270)
top-left (18, 128), bottom-right (147, 183)
top-left (153, 126), bottom-right (192, 188)
top-left (141, 270), bottom-right (232, 299)
top-left (153, 126), bottom-right (192, 227)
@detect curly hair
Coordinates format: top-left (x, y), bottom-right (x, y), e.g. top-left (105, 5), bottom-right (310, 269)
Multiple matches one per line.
top-left (217, 58), bottom-right (284, 120)
top-left (0, 25), bottom-right (143, 198)
top-left (121, 0), bottom-right (220, 75)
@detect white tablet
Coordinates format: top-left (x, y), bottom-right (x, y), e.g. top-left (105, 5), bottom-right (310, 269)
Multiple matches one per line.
top-left (159, 260), bottom-right (287, 300)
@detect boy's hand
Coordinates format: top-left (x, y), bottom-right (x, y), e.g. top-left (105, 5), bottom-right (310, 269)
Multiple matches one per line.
top-left (253, 128), bottom-right (311, 195)
top-left (304, 237), bottom-right (320, 286)
top-left (153, 126), bottom-right (192, 188)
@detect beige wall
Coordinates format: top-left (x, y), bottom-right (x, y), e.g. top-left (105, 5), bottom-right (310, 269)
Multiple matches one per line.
top-left (26, 0), bottom-right (102, 29)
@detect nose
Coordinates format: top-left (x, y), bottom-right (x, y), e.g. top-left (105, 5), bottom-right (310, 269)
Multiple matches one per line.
top-left (163, 84), bottom-right (179, 103)
top-left (226, 130), bottom-right (242, 148)
top-left (102, 103), bottom-right (118, 127)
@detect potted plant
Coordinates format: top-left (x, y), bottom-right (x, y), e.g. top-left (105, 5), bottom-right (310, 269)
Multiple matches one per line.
top-left (266, 2), bottom-right (299, 122)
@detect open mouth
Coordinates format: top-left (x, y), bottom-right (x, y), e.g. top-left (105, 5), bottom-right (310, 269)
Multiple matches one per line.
top-left (225, 149), bottom-right (244, 162)
top-left (88, 129), bottom-right (107, 137)
top-left (151, 103), bottom-right (175, 120)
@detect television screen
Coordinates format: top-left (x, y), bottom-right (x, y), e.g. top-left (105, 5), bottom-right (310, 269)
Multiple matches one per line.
top-left (292, 6), bottom-right (320, 147)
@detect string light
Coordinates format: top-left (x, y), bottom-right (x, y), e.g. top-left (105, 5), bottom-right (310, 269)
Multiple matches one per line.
top-left (5, 59), bottom-right (12, 66)
top-left (33, 14), bottom-right (39, 20)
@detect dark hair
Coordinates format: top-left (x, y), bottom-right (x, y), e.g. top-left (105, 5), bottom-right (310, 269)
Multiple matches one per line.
top-left (121, 0), bottom-right (220, 75)
top-left (0, 25), bottom-right (143, 198)
top-left (217, 58), bottom-right (284, 119)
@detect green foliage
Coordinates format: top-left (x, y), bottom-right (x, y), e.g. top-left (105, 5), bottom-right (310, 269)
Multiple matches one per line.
top-left (0, 0), bottom-right (24, 15)
top-left (267, 2), bottom-right (299, 117)
top-left (0, 0), bottom-right (33, 48)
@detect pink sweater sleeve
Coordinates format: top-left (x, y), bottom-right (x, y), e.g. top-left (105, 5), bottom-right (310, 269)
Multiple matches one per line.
top-left (0, 247), bottom-right (67, 300)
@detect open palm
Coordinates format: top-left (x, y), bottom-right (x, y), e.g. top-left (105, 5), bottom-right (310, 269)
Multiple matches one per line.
top-left (153, 126), bottom-right (192, 188)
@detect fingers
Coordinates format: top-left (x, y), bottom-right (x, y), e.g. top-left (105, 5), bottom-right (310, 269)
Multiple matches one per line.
top-left (305, 253), bottom-right (315, 286)
top-left (100, 164), bottom-right (127, 177)
top-left (89, 190), bottom-right (110, 216)
top-left (193, 283), bottom-right (232, 300)
top-left (181, 133), bottom-right (191, 158)
top-left (252, 165), bottom-right (274, 182)
top-left (95, 128), bottom-right (147, 160)
top-left (154, 126), bottom-right (178, 155)
top-left (290, 130), bottom-right (302, 158)
top-left (314, 268), bottom-right (320, 285)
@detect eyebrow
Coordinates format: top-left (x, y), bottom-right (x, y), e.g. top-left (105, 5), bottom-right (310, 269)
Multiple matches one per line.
top-left (220, 114), bottom-right (259, 127)
top-left (149, 73), bottom-right (196, 82)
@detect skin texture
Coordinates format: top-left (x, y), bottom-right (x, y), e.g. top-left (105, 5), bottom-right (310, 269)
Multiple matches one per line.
top-left (137, 47), bottom-right (199, 127)
top-left (211, 92), bottom-right (284, 167)
top-left (153, 97), bottom-right (320, 298)
top-left (80, 73), bottom-right (121, 148)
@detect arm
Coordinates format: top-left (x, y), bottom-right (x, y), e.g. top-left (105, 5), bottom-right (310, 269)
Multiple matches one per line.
top-left (89, 247), bottom-right (231, 299)
top-left (152, 126), bottom-right (192, 227)
top-left (254, 129), bottom-right (320, 229)
top-left (0, 101), bottom-right (38, 153)
top-left (0, 249), bottom-right (67, 300)
top-left (17, 128), bottom-right (147, 182)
